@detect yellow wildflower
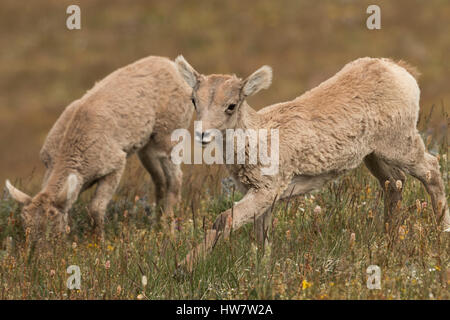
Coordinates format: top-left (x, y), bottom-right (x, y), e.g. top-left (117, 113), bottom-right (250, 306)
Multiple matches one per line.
top-left (398, 225), bottom-right (407, 240)
top-left (302, 279), bottom-right (312, 290)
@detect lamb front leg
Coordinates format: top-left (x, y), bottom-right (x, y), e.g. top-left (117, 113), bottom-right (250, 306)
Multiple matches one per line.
top-left (179, 188), bottom-right (278, 272)
top-left (89, 162), bottom-right (125, 241)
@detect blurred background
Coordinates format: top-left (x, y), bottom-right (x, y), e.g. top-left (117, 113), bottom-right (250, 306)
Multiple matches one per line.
top-left (0, 0), bottom-right (448, 199)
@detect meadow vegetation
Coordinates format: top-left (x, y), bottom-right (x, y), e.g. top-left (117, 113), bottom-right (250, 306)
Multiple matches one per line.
top-left (0, 108), bottom-right (448, 299)
top-left (0, 0), bottom-right (449, 299)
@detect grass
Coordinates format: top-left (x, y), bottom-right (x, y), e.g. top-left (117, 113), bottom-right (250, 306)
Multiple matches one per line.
top-left (0, 0), bottom-right (449, 300)
top-left (0, 125), bottom-right (448, 300)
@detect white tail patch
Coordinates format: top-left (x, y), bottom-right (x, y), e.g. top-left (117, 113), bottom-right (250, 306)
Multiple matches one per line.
top-left (5, 179), bottom-right (32, 204)
top-left (67, 174), bottom-right (78, 201)
top-left (56, 174), bottom-right (79, 206)
top-left (5, 179), bottom-right (12, 192)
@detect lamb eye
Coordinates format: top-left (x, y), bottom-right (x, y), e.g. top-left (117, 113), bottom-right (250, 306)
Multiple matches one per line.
top-left (226, 104), bottom-right (236, 112)
top-left (191, 98), bottom-right (197, 109)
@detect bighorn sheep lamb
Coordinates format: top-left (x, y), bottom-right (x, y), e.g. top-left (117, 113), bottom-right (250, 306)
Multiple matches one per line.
top-left (6, 56), bottom-right (193, 239)
top-left (175, 55), bottom-right (450, 269)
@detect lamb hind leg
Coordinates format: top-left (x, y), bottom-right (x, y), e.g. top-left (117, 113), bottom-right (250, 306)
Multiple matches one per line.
top-left (405, 152), bottom-right (449, 231)
top-left (377, 134), bottom-right (449, 231)
top-left (364, 153), bottom-right (406, 227)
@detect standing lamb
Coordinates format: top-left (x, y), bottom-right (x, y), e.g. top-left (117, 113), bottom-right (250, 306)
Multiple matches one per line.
top-left (6, 56), bottom-right (193, 239)
top-left (174, 55), bottom-right (450, 269)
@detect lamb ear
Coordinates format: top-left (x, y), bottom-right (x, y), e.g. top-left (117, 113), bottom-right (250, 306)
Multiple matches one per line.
top-left (56, 174), bottom-right (78, 207)
top-left (5, 180), bottom-right (32, 204)
top-left (242, 65), bottom-right (272, 97)
top-left (175, 55), bottom-right (200, 88)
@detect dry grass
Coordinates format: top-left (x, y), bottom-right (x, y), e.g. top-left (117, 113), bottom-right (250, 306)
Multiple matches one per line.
top-left (0, 0), bottom-right (449, 300)
top-left (0, 111), bottom-right (448, 299)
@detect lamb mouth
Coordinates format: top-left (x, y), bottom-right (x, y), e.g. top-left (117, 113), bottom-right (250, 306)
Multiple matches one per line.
top-left (201, 140), bottom-right (211, 146)
top-left (194, 137), bottom-right (213, 147)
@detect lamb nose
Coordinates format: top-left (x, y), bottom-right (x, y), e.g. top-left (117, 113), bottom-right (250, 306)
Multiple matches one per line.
top-left (196, 131), bottom-right (209, 139)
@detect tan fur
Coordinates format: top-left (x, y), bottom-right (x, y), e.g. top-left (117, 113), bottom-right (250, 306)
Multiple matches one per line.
top-left (6, 56), bottom-right (193, 239)
top-left (391, 59), bottom-right (421, 80)
top-left (176, 56), bottom-right (449, 270)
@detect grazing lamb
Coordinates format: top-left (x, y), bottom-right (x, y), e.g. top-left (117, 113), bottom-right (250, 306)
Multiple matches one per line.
top-left (175, 55), bottom-right (450, 270)
top-left (6, 56), bottom-right (193, 239)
